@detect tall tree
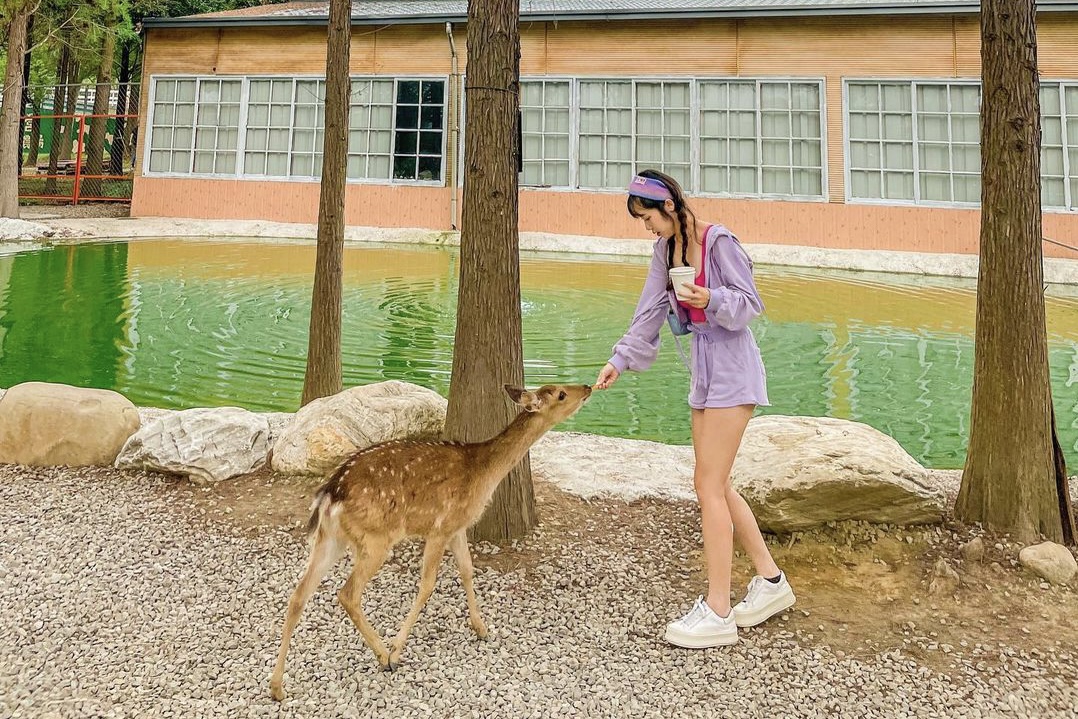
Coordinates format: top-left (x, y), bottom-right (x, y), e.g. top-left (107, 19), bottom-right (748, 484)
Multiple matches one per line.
top-left (82, 0), bottom-right (120, 199)
top-left (17, 11), bottom-right (33, 172)
top-left (109, 37), bottom-right (132, 175)
top-left (444, 0), bottom-right (531, 542)
top-left (299, 0), bottom-right (350, 405)
top-left (43, 36), bottom-right (70, 194)
top-left (0, 1), bottom-right (37, 218)
top-left (957, 0), bottom-right (1076, 545)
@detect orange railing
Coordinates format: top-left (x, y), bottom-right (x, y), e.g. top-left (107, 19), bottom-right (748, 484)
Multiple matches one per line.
top-left (18, 113), bottom-right (139, 205)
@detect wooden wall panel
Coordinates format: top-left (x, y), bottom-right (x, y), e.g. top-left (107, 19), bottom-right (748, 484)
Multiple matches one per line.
top-left (737, 16), bottom-right (956, 77)
top-left (953, 16), bottom-right (981, 76)
top-left (370, 24), bottom-right (453, 74)
top-left (1039, 15), bottom-right (1078, 78)
top-left (538, 20), bottom-right (738, 76)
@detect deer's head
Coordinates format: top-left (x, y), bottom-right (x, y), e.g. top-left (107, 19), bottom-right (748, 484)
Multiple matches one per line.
top-left (503, 383), bottom-right (592, 425)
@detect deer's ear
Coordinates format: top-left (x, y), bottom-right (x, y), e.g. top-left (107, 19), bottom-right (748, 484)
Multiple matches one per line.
top-left (505, 385), bottom-right (542, 412)
top-left (504, 384), bottom-right (525, 403)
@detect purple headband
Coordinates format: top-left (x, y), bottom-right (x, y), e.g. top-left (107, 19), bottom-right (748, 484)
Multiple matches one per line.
top-left (627, 175), bottom-right (672, 202)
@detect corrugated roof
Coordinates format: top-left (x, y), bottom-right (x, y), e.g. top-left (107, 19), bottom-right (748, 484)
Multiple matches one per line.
top-left (146, 0), bottom-right (1078, 26)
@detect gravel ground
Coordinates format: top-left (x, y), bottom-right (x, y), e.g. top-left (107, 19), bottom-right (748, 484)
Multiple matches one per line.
top-left (2, 464), bottom-right (1076, 719)
top-left (18, 205), bottom-right (130, 221)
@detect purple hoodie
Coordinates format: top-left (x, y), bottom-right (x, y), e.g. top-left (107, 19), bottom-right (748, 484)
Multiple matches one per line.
top-left (607, 224), bottom-right (769, 408)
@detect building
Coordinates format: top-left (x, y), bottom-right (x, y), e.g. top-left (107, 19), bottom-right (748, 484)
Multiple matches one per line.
top-left (135, 0), bottom-right (1078, 258)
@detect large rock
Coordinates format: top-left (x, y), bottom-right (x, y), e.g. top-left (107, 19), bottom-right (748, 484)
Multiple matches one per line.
top-left (532, 432), bottom-right (697, 502)
top-left (271, 381), bottom-right (447, 476)
top-left (733, 415), bottom-right (946, 531)
top-left (1019, 542), bottom-right (1078, 585)
top-left (115, 406), bottom-right (272, 484)
top-left (135, 406), bottom-right (294, 445)
top-left (532, 415), bottom-right (946, 532)
top-left (0, 382), bottom-right (139, 467)
top-left (0, 217), bottom-right (55, 241)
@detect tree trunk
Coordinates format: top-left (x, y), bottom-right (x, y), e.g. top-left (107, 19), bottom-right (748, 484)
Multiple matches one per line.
top-left (956, 0), bottom-right (1076, 545)
top-left (444, 0), bottom-right (532, 543)
top-left (300, 0), bottom-right (350, 406)
top-left (45, 40), bottom-right (70, 194)
top-left (84, 25), bottom-right (117, 199)
top-left (0, 4), bottom-right (32, 218)
top-left (122, 52), bottom-right (140, 173)
top-left (26, 112), bottom-right (41, 169)
top-left (18, 12), bottom-right (34, 175)
top-left (110, 39), bottom-right (131, 176)
top-left (58, 57), bottom-right (80, 162)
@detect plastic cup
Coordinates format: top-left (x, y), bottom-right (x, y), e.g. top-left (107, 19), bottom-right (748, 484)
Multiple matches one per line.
top-left (668, 266), bottom-right (697, 300)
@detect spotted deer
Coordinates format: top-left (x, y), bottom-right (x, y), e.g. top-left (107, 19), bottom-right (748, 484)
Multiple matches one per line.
top-left (270, 383), bottom-right (592, 700)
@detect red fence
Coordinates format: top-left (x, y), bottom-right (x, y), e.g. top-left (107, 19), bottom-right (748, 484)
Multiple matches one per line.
top-left (18, 113), bottom-right (139, 205)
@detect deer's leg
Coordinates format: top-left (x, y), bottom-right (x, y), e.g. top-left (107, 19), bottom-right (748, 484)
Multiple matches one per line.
top-left (338, 535), bottom-right (393, 670)
top-left (389, 536), bottom-right (449, 667)
top-left (449, 530), bottom-right (488, 639)
top-left (270, 534), bottom-right (344, 701)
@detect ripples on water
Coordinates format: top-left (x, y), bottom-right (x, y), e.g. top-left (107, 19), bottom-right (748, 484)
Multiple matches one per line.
top-left (1, 239), bottom-right (1075, 470)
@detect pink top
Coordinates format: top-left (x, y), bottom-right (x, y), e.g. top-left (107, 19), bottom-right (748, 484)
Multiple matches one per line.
top-left (676, 226), bottom-right (709, 323)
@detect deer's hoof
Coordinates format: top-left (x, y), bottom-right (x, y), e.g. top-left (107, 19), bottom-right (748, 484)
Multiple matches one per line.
top-left (269, 681), bottom-right (285, 702)
top-left (381, 660), bottom-right (399, 673)
top-left (472, 623), bottom-right (489, 640)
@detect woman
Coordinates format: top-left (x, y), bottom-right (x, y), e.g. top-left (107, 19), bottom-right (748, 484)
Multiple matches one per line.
top-left (595, 169), bottom-right (795, 648)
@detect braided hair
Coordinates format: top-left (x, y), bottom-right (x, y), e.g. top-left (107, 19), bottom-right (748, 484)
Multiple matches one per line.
top-left (625, 169), bottom-right (699, 288)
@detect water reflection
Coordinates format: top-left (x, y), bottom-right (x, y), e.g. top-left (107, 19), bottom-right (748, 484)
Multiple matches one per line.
top-left (0, 243), bottom-right (129, 390)
top-left (0, 238), bottom-right (1075, 471)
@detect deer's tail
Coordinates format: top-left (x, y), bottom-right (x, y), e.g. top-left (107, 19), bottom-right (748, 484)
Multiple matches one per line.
top-left (305, 466), bottom-right (348, 542)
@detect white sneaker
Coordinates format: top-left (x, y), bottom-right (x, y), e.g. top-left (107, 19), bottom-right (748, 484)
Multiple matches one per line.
top-left (732, 572), bottom-right (796, 628)
top-left (664, 597), bottom-right (738, 648)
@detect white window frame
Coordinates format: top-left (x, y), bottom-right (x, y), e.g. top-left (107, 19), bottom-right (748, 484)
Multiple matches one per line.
top-left (845, 77), bottom-right (1078, 213)
top-left (387, 77), bottom-right (449, 185)
top-left (519, 77), bottom-right (575, 189)
top-left (145, 75), bottom-right (244, 178)
top-left (1040, 79), bottom-right (1078, 213)
top-left (575, 77), bottom-right (639, 191)
top-left (143, 73), bottom-right (449, 187)
top-left (538, 74), bottom-right (828, 201)
top-left (694, 77), bottom-right (828, 202)
top-left (844, 77), bottom-right (984, 208)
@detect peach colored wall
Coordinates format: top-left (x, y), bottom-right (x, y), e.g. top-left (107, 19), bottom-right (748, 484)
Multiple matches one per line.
top-left (131, 178), bottom-right (1077, 259)
top-left (131, 178), bottom-right (451, 228)
top-left (517, 191), bottom-right (1077, 259)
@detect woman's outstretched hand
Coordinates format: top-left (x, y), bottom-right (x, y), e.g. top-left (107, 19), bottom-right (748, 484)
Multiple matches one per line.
top-left (595, 363), bottom-right (620, 390)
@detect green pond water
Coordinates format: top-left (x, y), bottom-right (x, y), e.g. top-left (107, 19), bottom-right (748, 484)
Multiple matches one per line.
top-left (1, 238), bottom-right (1076, 470)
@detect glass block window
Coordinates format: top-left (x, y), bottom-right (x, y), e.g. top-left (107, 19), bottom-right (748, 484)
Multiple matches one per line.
top-left (1040, 82), bottom-right (1078, 210)
top-left (348, 78), bottom-right (394, 179)
top-left (148, 79), bottom-right (197, 173)
top-left (244, 78), bottom-right (294, 177)
top-left (192, 79), bottom-right (241, 174)
top-left (761, 82), bottom-right (824, 196)
top-left (578, 80), bottom-right (633, 189)
top-left (699, 81), bottom-right (757, 194)
top-left (917, 83), bottom-right (981, 203)
top-left (1068, 85), bottom-right (1078, 209)
top-left (847, 82), bottom-right (915, 201)
top-left (392, 79), bottom-right (445, 181)
top-left (635, 81), bottom-right (691, 190)
top-left (290, 79), bottom-right (326, 177)
top-left (520, 79), bottom-right (571, 187)
top-left (698, 80), bottom-right (825, 197)
top-left (847, 80), bottom-right (980, 204)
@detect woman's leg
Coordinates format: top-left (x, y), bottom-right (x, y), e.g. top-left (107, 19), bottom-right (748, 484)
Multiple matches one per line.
top-left (691, 404), bottom-right (755, 616)
top-left (726, 486), bottom-right (780, 579)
